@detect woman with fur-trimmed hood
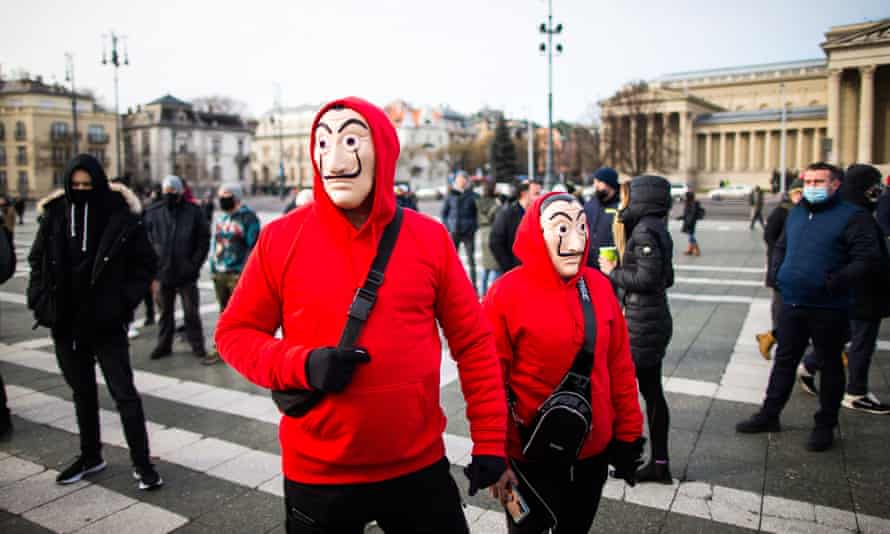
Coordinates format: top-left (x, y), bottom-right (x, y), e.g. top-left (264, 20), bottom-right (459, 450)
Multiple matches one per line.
top-left (27, 154), bottom-right (163, 490)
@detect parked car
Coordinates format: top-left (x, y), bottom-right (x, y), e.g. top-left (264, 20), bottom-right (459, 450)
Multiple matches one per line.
top-left (415, 187), bottom-right (443, 201)
top-left (670, 182), bottom-right (689, 201)
top-left (708, 184), bottom-right (753, 201)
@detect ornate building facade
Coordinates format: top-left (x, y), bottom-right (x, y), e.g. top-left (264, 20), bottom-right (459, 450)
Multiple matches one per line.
top-left (600, 19), bottom-right (890, 188)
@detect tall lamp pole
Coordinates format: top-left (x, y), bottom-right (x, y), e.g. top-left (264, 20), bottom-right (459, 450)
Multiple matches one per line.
top-left (64, 53), bottom-right (79, 154)
top-left (101, 32), bottom-right (128, 177)
top-left (778, 82), bottom-right (787, 195)
top-left (539, 0), bottom-right (563, 187)
top-left (272, 83), bottom-right (286, 198)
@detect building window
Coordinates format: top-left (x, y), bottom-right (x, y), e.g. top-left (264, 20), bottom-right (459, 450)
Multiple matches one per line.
top-left (51, 122), bottom-right (69, 141)
top-left (16, 146), bottom-right (27, 166)
top-left (0, 171), bottom-right (6, 191)
top-left (87, 125), bottom-right (108, 144)
top-left (52, 146), bottom-right (68, 165)
top-left (17, 171), bottom-right (28, 195)
top-left (179, 144), bottom-right (188, 154)
top-left (211, 137), bottom-right (222, 157)
top-left (212, 165), bottom-right (222, 181)
top-left (53, 170), bottom-right (65, 187)
top-left (0, 147), bottom-right (5, 167)
top-left (141, 131), bottom-right (150, 156)
top-left (15, 121), bottom-right (26, 141)
top-left (0, 123), bottom-right (5, 141)
top-left (90, 149), bottom-right (106, 166)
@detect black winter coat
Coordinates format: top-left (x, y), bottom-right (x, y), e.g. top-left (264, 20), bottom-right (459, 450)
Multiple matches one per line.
top-left (609, 176), bottom-right (675, 368)
top-left (28, 182), bottom-right (157, 333)
top-left (680, 201), bottom-right (704, 234)
top-left (489, 202), bottom-right (524, 272)
top-left (441, 189), bottom-right (478, 236)
top-left (144, 200), bottom-right (210, 287)
top-left (763, 202), bottom-right (791, 289)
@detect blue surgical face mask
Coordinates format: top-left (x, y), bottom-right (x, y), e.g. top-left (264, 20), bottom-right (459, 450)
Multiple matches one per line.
top-left (803, 186), bottom-right (828, 204)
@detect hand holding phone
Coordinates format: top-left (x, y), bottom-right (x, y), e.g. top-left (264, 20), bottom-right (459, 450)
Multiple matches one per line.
top-left (504, 485), bottom-right (531, 524)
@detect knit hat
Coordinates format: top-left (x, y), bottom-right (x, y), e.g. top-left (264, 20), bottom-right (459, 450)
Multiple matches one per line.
top-left (789, 178), bottom-right (804, 193)
top-left (219, 182), bottom-right (243, 202)
top-left (162, 175), bottom-right (184, 193)
top-left (593, 167), bottom-right (619, 191)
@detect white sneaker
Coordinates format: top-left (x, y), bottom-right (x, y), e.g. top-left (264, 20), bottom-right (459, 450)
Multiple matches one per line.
top-left (796, 363), bottom-right (818, 396)
top-left (842, 393), bottom-right (890, 415)
top-left (127, 325), bottom-right (140, 339)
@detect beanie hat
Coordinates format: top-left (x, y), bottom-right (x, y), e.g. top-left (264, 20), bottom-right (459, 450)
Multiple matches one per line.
top-left (162, 175), bottom-right (184, 194)
top-left (593, 167), bottom-right (619, 191)
top-left (788, 178), bottom-right (804, 193)
top-left (219, 182), bottom-right (243, 202)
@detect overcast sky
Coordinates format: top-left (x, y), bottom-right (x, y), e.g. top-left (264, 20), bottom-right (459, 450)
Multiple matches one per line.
top-left (2, 1), bottom-right (887, 124)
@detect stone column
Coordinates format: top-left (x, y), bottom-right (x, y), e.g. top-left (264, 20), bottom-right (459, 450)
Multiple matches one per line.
top-left (795, 129), bottom-right (805, 169)
top-left (647, 114), bottom-right (656, 171)
top-left (748, 131), bottom-right (757, 170)
top-left (704, 133), bottom-right (713, 171)
top-left (719, 132), bottom-right (727, 171)
top-left (679, 112), bottom-right (691, 171)
top-left (734, 132), bottom-right (743, 171)
top-left (826, 68), bottom-right (842, 163)
top-left (858, 65), bottom-right (875, 164)
top-left (629, 116), bottom-right (638, 170)
top-left (813, 127), bottom-right (822, 162)
top-left (764, 130), bottom-right (772, 170)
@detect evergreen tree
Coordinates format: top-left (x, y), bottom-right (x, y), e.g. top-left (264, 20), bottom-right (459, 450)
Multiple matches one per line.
top-left (490, 116), bottom-right (518, 182)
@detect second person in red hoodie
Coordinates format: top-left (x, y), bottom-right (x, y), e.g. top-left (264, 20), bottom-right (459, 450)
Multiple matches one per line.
top-left (484, 192), bottom-right (644, 533)
top-left (215, 97), bottom-right (507, 533)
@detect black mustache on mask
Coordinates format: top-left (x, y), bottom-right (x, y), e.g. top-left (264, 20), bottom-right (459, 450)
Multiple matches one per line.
top-left (321, 153), bottom-right (363, 180)
top-left (556, 235), bottom-right (584, 257)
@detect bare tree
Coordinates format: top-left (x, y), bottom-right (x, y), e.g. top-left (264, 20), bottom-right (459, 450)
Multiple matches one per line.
top-left (601, 81), bottom-right (675, 177)
top-left (192, 95), bottom-right (248, 116)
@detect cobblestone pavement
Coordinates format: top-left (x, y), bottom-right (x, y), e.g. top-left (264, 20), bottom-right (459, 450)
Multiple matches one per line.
top-left (1, 209), bottom-right (889, 533)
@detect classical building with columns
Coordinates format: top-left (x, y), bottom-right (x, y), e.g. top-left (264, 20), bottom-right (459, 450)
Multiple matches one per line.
top-left (599, 19), bottom-right (890, 188)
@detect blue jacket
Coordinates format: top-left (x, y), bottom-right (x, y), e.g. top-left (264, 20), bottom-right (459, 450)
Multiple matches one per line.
top-left (441, 188), bottom-right (478, 236)
top-left (583, 194), bottom-right (620, 267)
top-left (773, 193), bottom-right (876, 309)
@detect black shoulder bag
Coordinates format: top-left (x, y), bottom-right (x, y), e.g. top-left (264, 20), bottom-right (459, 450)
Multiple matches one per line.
top-left (515, 276), bottom-right (597, 465)
top-left (271, 207), bottom-right (404, 418)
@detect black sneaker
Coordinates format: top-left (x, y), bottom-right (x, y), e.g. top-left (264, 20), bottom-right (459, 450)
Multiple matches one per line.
top-left (735, 413), bottom-right (781, 433)
top-left (636, 461), bottom-right (673, 484)
top-left (133, 464), bottom-right (164, 490)
top-left (144, 316), bottom-right (156, 326)
top-left (56, 456), bottom-right (107, 485)
top-left (149, 346), bottom-right (172, 360)
top-left (796, 363), bottom-right (818, 396)
top-left (842, 393), bottom-right (890, 415)
top-left (806, 426), bottom-right (834, 452)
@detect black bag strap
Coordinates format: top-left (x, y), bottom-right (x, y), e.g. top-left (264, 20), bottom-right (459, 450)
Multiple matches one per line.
top-left (271, 207), bottom-right (403, 418)
top-left (566, 277), bottom-right (596, 381)
top-left (337, 206), bottom-right (403, 349)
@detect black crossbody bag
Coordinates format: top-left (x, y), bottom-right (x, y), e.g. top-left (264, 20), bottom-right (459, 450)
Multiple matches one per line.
top-left (271, 207), bottom-right (403, 418)
top-left (513, 277), bottom-right (597, 465)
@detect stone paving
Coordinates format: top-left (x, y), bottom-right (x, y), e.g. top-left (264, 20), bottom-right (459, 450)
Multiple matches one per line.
top-left (1, 210), bottom-right (889, 533)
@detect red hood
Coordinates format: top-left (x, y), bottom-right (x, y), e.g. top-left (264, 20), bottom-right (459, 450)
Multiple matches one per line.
top-left (513, 192), bottom-right (590, 287)
top-left (309, 97), bottom-right (400, 236)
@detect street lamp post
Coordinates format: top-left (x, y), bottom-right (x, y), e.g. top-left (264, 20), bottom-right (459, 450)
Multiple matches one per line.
top-left (101, 32), bottom-right (128, 177)
top-left (778, 82), bottom-right (787, 195)
top-left (272, 84), bottom-right (286, 198)
top-left (64, 53), bottom-right (79, 155)
top-left (539, 0), bottom-right (563, 188)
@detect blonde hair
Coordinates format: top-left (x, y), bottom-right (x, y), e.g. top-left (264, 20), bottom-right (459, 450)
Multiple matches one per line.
top-left (612, 181), bottom-right (631, 261)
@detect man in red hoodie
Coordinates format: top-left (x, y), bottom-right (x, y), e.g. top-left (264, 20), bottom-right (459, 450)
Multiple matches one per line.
top-left (215, 97), bottom-right (507, 533)
top-left (484, 192), bottom-right (643, 533)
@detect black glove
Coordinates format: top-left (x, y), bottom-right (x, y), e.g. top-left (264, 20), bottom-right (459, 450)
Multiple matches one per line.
top-left (463, 455), bottom-right (506, 497)
top-left (305, 347), bottom-right (370, 393)
top-left (608, 437), bottom-right (645, 487)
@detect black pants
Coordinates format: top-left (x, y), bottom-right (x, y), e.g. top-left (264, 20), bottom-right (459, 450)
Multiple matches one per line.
top-left (52, 329), bottom-right (151, 468)
top-left (762, 305), bottom-right (847, 428)
top-left (284, 457), bottom-right (469, 534)
top-left (750, 209), bottom-right (764, 229)
top-left (770, 289), bottom-right (784, 335)
top-left (143, 289), bottom-right (155, 323)
top-left (803, 318), bottom-right (880, 396)
top-left (452, 231), bottom-right (477, 289)
top-left (157, 281), bottom-right (206, 354)
top-left (636, 362), bottom-right (670, 462)
top-left (507, 454), bottom-right (608, 534)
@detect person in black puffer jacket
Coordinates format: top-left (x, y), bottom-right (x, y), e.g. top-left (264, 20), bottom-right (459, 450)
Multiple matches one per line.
top-left (599, 175), bottom-right (674, 484)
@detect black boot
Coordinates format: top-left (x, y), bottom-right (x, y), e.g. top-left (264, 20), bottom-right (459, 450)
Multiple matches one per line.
top-left (636, 460), bottom-right (672, 484)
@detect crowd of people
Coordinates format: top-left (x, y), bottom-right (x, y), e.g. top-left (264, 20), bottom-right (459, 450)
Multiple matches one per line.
top-left (0, 94), bottom-right (887, 533)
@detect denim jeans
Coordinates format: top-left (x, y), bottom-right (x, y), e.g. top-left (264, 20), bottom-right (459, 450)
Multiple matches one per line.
top-left (481, 269), bottom-right (501, 295)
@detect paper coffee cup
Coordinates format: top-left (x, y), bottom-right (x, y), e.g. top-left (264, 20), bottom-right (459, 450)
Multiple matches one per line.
top-left (599, 246), bottom-right (618, 262)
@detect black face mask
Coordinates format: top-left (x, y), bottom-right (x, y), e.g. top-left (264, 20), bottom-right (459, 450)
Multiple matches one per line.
top-left (70, 190), bottom-right (93, 206)
top-left (165, 193), bottom-right (181, 208)
top-left (594, 189), bottom-right (614, 203)
top-left (219, 196), bottom-right (236, 212)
